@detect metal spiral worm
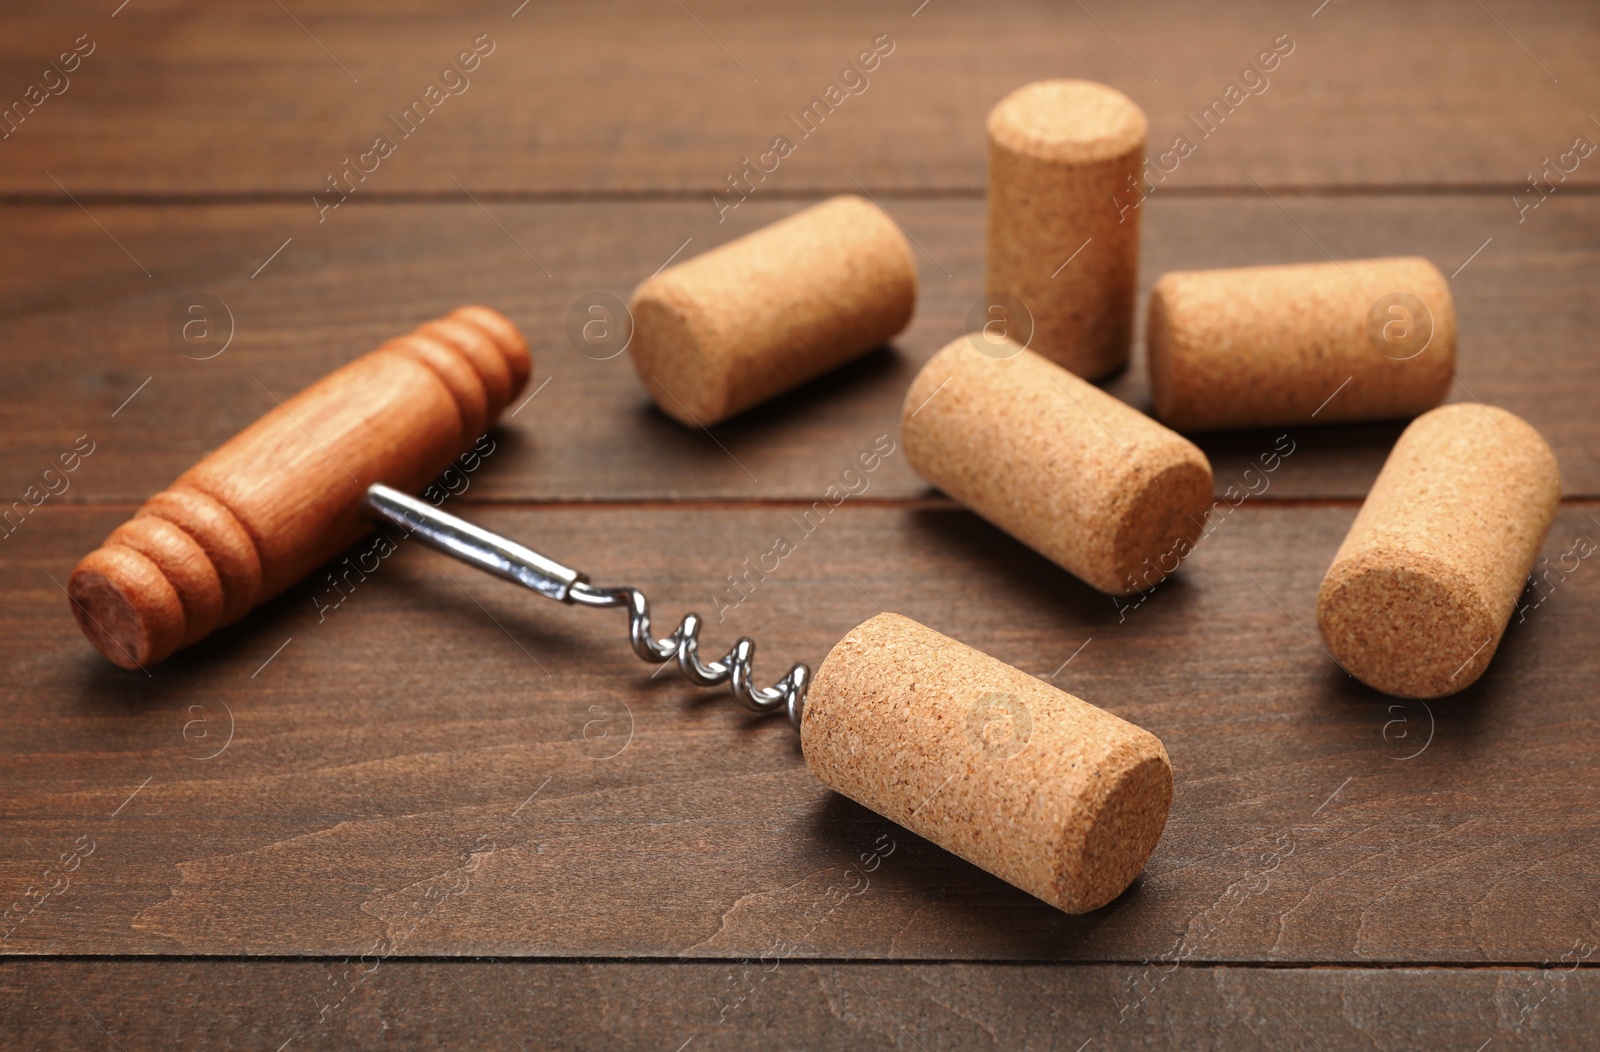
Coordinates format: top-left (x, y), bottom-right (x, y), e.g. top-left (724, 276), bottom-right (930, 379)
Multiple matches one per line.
top-left (362, 483), bottom-right (810, 729)
top-left (569, 582), bottom-right (810, 728)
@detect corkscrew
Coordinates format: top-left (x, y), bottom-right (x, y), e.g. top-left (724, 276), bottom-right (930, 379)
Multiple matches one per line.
top-left (65, 307), bottom-right (1170, 916)
top-left (362, 484), bottom-right (812, 729)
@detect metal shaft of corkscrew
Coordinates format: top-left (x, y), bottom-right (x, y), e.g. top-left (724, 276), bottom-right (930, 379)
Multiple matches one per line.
top-left (362, 484), bottom-right (810, 728)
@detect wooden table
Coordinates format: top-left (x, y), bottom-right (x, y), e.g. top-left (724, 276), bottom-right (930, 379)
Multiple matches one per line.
top-left (4, 1), bottom-right (1598, 1047)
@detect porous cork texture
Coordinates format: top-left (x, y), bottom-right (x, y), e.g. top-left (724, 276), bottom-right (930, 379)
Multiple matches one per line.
top-left (903, 336), bottom-right (1213, 596)
top-left (802, 613), bottom-right (1173, 914)
top-left (1317, 404), bottom-right (1559, 698)
top-left (1148, 257), bottom-right (1456, 432)
top-left (987, 80), bottom-right (1147, 380)
top-left (628, 195), bottom-right (917, 426)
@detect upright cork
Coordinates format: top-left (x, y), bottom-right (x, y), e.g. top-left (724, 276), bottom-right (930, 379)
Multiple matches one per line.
top-left (1148, 257), bottom-right (1456, 432)
top-left (1317, 403), bottom-right (1559, 698)
top-left (68, 307), bottom-right (530, 669)
top-left (803, 613), bottom-right (1172, 914)
top-left (987, 80), bottom-right (1147, 380)
top-left (628, 195), bottom-right (917, 426)
top-left (903, 336), bottom-right (1213, 596)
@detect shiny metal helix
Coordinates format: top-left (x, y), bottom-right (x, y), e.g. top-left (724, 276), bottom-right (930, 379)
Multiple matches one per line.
top-left (566, 582), bottom-right (810, 727)
top-left (362, 484), bottom-right (810, 729)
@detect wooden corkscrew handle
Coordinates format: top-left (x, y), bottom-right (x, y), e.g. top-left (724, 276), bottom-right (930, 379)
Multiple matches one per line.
top-left (68, 306), bottom-right (531, 669)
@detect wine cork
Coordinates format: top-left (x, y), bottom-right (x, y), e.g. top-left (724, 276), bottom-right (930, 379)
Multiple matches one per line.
top-left (628, 195), bottom-right (917, 426)
top-left (1317, 403), bottom-right (1559, 698)
top-left (903, 336), bottom-right (1213, 596)
top-left (1148, 257), bottom-right (1456, 432)
top-left (986, 80), bottom-right (1147, 380)
top-left (802, 613), bottom-right (1173, 914)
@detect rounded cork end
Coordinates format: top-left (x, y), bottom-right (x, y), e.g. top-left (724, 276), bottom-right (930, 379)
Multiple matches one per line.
top-left (1056, 746), bottom-right (1174, 913)
top-left (1105, 456), bottom-right (1214, 597)
top-left (628, 283), bottom-right (726, 426)
top-left (1317, 551), bottom-right (1499, 698)
top-left (69, 546), bottom-right (186, 670)
top-left (987, 79), bottom-right (1148, 164)
top-left (1145, 276), bottom-right (1182, 424)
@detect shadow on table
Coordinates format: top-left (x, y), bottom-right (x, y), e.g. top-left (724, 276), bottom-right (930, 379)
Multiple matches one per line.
top-left (802, 791), bottom-right (1155, 957)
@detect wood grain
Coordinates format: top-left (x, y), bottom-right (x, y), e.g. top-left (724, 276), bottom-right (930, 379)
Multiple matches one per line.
top-left (5, 500), bottom-right (1598, 960)
top-left (1, 194), bottom-right (1596, 509)
top-left (6, 959), bottom-right (1595, 1050)
top-left (5, 0), bottom-right (1600, 1039)
top-left (2, 0), bottom-right (1597, 195)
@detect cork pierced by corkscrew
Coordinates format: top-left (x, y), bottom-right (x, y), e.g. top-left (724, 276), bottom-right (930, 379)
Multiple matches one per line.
top-left (66, 79), bottom-right (1557, 916)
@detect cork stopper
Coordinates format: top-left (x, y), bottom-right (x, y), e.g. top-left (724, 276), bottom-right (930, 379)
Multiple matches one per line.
top-left (987, 80), bottom-right (1148, 163)
top-left (629, 195), bottom-right (917, 426)
top-left (987, 80), bottom-right (1148, 380)
top-left (1317, 403), bottom-right (1560, 697)
top-left (802, 613), bottom-right (1173, 914)
top-left (1148, 257), bottom-right (1457, 432)
top-left (903, 336), bottom-right (1213, 596)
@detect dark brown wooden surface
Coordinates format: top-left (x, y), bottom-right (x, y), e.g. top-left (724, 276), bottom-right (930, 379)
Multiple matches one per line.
top-left (3, 194), bottom-right (1598, 504)
top-left (6, 502), bottom-right (1600, 963)
top-left (3, 0), bottom-right (1598, 195)
top-left (5, 0), bottom-right (1600, 1048)
top-left (6, 960), bottom-right (1596, 1050)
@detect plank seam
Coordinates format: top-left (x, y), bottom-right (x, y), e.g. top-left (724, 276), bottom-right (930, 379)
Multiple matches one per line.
top-left (6, 954), bottom-right (1599, 969)
top-left (3, 185), bottom-right (1600, 207)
